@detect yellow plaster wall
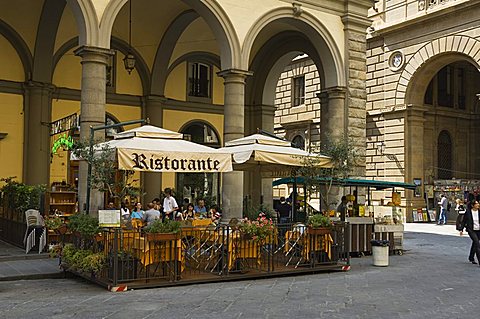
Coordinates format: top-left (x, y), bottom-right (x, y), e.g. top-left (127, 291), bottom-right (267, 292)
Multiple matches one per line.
top-left (0, 93), bottom-right (24, 184)
top-left (0, 35), bottom-right (24, 82)
top-left (105, 104), bottom-right (142, 130)
top-left (54, 5), bottom-right (78, 52)
top-left (111, 1), bottom-right (189, 70)
top-left (161, 109), bottom-right (224, 189)
top-left (53, 48), bottom-right (82, 89)
top-left (49, 101), bottom-right (142, 184)
top-left (0, 0), bottom-right (42, 53)
top-left (212, 65), bottom-right (224, 105)
top-left (170, 18), bottom-right (220, 64)
top-left (165, 62), bottom-right (187, 101)
top-left (115, 52), bottom-right (143, 95)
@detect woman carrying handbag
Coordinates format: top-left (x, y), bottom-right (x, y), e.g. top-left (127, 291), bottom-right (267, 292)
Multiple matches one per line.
top-left (459, 200), bottom-right (480, 266)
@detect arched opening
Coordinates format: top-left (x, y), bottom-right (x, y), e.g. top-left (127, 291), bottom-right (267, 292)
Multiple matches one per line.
top-left (292, 135), bottom-right (305, 150)
top-left (176, 121), bottom-right (220, 207)
top-left (437, 130), bottom-right (452, 179)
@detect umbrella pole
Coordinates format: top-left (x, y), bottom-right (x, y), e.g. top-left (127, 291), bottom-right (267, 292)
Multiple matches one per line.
top-left (292, 179), bottom-right (297, 222)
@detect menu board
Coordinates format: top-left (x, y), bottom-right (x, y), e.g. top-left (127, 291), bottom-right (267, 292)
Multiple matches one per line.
top-left (98, 210), bottom-right (121, 227)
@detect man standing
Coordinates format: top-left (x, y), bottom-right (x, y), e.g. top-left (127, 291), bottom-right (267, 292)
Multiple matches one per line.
top-left (337, 196), bottom-right (348, 221)
top-left (163, 188), bottom-right (179, 221)
top-left (438, 194), bottom-right (448, 225)
top-left (275, 197), bottom-right (291, 224)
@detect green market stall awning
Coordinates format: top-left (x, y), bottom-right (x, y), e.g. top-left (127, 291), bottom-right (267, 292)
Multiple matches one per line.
top-left (272, 177), bottom-right (417, 190)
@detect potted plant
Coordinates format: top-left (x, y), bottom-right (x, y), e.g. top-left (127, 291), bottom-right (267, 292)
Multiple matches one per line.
top-left (238, 216), bottom-right (275, 243)
top-left (44, 216), bottom-right (68, 235)
top-left (144, 219), bottom-right (181, 241)
top-left (307, 214), bottom-right (333, 235)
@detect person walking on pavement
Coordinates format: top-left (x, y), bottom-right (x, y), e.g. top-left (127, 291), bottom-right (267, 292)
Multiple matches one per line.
top-left (438, 194), bottom-right (448, 225)
top-left (459, 200), bottom-right (480, 266)
top-left (455, 199), bottom-right (475, 264)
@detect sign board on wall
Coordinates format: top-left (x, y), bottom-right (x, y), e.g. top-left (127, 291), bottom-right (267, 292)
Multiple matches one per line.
top-left (50, 113), bottom-right (79, 136)
top-left (98, 210), bottom-right (121, 227)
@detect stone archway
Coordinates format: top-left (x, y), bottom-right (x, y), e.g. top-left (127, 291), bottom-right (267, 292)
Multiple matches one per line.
top-left (398, 35), bottom-right (480, 106)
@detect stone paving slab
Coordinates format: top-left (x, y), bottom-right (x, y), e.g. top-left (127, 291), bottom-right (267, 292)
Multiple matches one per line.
top-left (0, 223), bottom-right (478, 318)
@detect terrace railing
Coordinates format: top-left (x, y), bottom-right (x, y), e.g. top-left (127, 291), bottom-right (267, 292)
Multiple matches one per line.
top-left (65, 222), bottom-right (350, 289)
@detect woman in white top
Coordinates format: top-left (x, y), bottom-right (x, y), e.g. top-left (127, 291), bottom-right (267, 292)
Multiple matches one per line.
top-left (459, 200), bottom-right (480, 265)
top-left (120, 201), bottom-right (130, 220)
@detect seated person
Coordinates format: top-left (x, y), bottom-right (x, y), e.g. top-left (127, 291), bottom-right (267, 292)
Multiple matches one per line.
top-left (143, 202), bottom-right (161, 225)
top-left (183, 203), bottom-right (196, 220)
top-left (194, 199), bottom-right (208, 218)
top-left (106, 200), bottom-right (115, 210)
top-left (120, 201), bottom-right (130, 222)
top-left (208, 205), bottom-right (219, 219)
top-left (130, 202), bottom-right (145, 229)
top-left (211, 211), bottom-right (222, 226)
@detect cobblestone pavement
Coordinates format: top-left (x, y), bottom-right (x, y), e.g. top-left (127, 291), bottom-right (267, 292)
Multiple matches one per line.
top-left (1, 224), bottom-right (477, 319)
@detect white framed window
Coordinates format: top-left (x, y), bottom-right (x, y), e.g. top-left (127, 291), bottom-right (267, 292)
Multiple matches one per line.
top-left (292, 76), bottom-right (305, 106)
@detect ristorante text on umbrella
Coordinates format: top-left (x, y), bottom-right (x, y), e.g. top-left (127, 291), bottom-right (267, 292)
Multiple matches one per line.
top-left (131, 153), bottom-right (221, 172)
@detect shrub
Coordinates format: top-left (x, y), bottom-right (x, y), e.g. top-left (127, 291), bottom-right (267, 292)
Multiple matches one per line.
top-left (308, 214), bottom-right (333, 228)
top-left (68, 213), bottom-right (99, 238)
top-left (80, 253), bottom-right (106, 274)
top-left (144, 219), bottom-right (181, 234)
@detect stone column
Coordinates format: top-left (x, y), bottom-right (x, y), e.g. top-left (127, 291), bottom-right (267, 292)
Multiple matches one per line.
top-left (74, 46), bottom-right (113, 215)
top-left (342, 10), bottom-right (370, 178)
top-left (317, 87), bottom-right (347, 210)
top-left (318, 87), bottom-right (347, 143)
top-left (218, 69), bottom-right (252, 221)
top-left (23, 81), bottom-right (55, 186)
top-left (144, 95), bottom-right (166, 199)
top-left (406, 106), bottom-right (426, 216)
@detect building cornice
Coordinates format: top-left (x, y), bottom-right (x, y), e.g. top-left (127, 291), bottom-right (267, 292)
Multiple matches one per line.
top-left (368, 0), bottom-right (477, 38)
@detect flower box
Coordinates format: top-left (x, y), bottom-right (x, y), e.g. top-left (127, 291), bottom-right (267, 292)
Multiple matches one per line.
top-left (307, 227), bottom-right (332, 236)
top-left (145, 232), bottom-right (178, 241)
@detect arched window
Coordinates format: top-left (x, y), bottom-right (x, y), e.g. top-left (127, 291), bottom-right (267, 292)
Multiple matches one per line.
top-left (437, 130), bottom-right (452, 179)
top-left (182, 122), bottom-right (220, 148)
top-left (292, 135), bottom-right (305, 150)
top-left (105, 113), bottom-right (123, 139)
top-left (177, 121), bottom-right (220, 206)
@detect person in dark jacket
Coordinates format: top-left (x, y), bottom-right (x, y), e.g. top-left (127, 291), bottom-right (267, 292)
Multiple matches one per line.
top-left (459, 200), bottom-right (480, 265)
top-left (455, 199), bottom-right (475, 263)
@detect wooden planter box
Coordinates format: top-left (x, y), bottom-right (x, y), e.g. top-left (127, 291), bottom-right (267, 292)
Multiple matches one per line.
top-left (145, 232), bottom-right (178, 241)
top-left (307, 227), bottom-right (332, 236)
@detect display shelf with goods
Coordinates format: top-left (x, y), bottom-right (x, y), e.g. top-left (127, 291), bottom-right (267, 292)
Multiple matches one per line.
top-left (45, 190), bottom-right (77, 243)
top-left (430, 180), bottom-right (480, 223)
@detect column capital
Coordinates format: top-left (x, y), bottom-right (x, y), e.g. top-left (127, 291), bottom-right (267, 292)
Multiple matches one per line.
top-left (317, 86), bottom-right (347, 99)
top-left (23, 80), bottom-right (56, 92)
top-left (145, 94), bottom-right (167, 105)
top-left (217, 68), bottom-right (253, 81)
top-left (74, 46), bottom-right (115, 65)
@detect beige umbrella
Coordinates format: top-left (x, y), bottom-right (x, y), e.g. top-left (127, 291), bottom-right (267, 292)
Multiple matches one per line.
top-left (97, 125), bottom-right (233, 173)
top-left (220, 134), bottom-right (332, 177)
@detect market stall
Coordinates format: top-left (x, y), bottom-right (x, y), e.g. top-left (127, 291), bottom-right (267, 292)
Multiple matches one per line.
top-left (272, 177), bottom-right (416, 255)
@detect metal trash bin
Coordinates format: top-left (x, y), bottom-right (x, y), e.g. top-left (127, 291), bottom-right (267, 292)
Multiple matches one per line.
top-left (371, 240), bottom-right (389, 266)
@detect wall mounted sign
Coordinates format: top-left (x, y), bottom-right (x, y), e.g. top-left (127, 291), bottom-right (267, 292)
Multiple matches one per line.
top-left (50, 113), bottom-right (79, 136)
